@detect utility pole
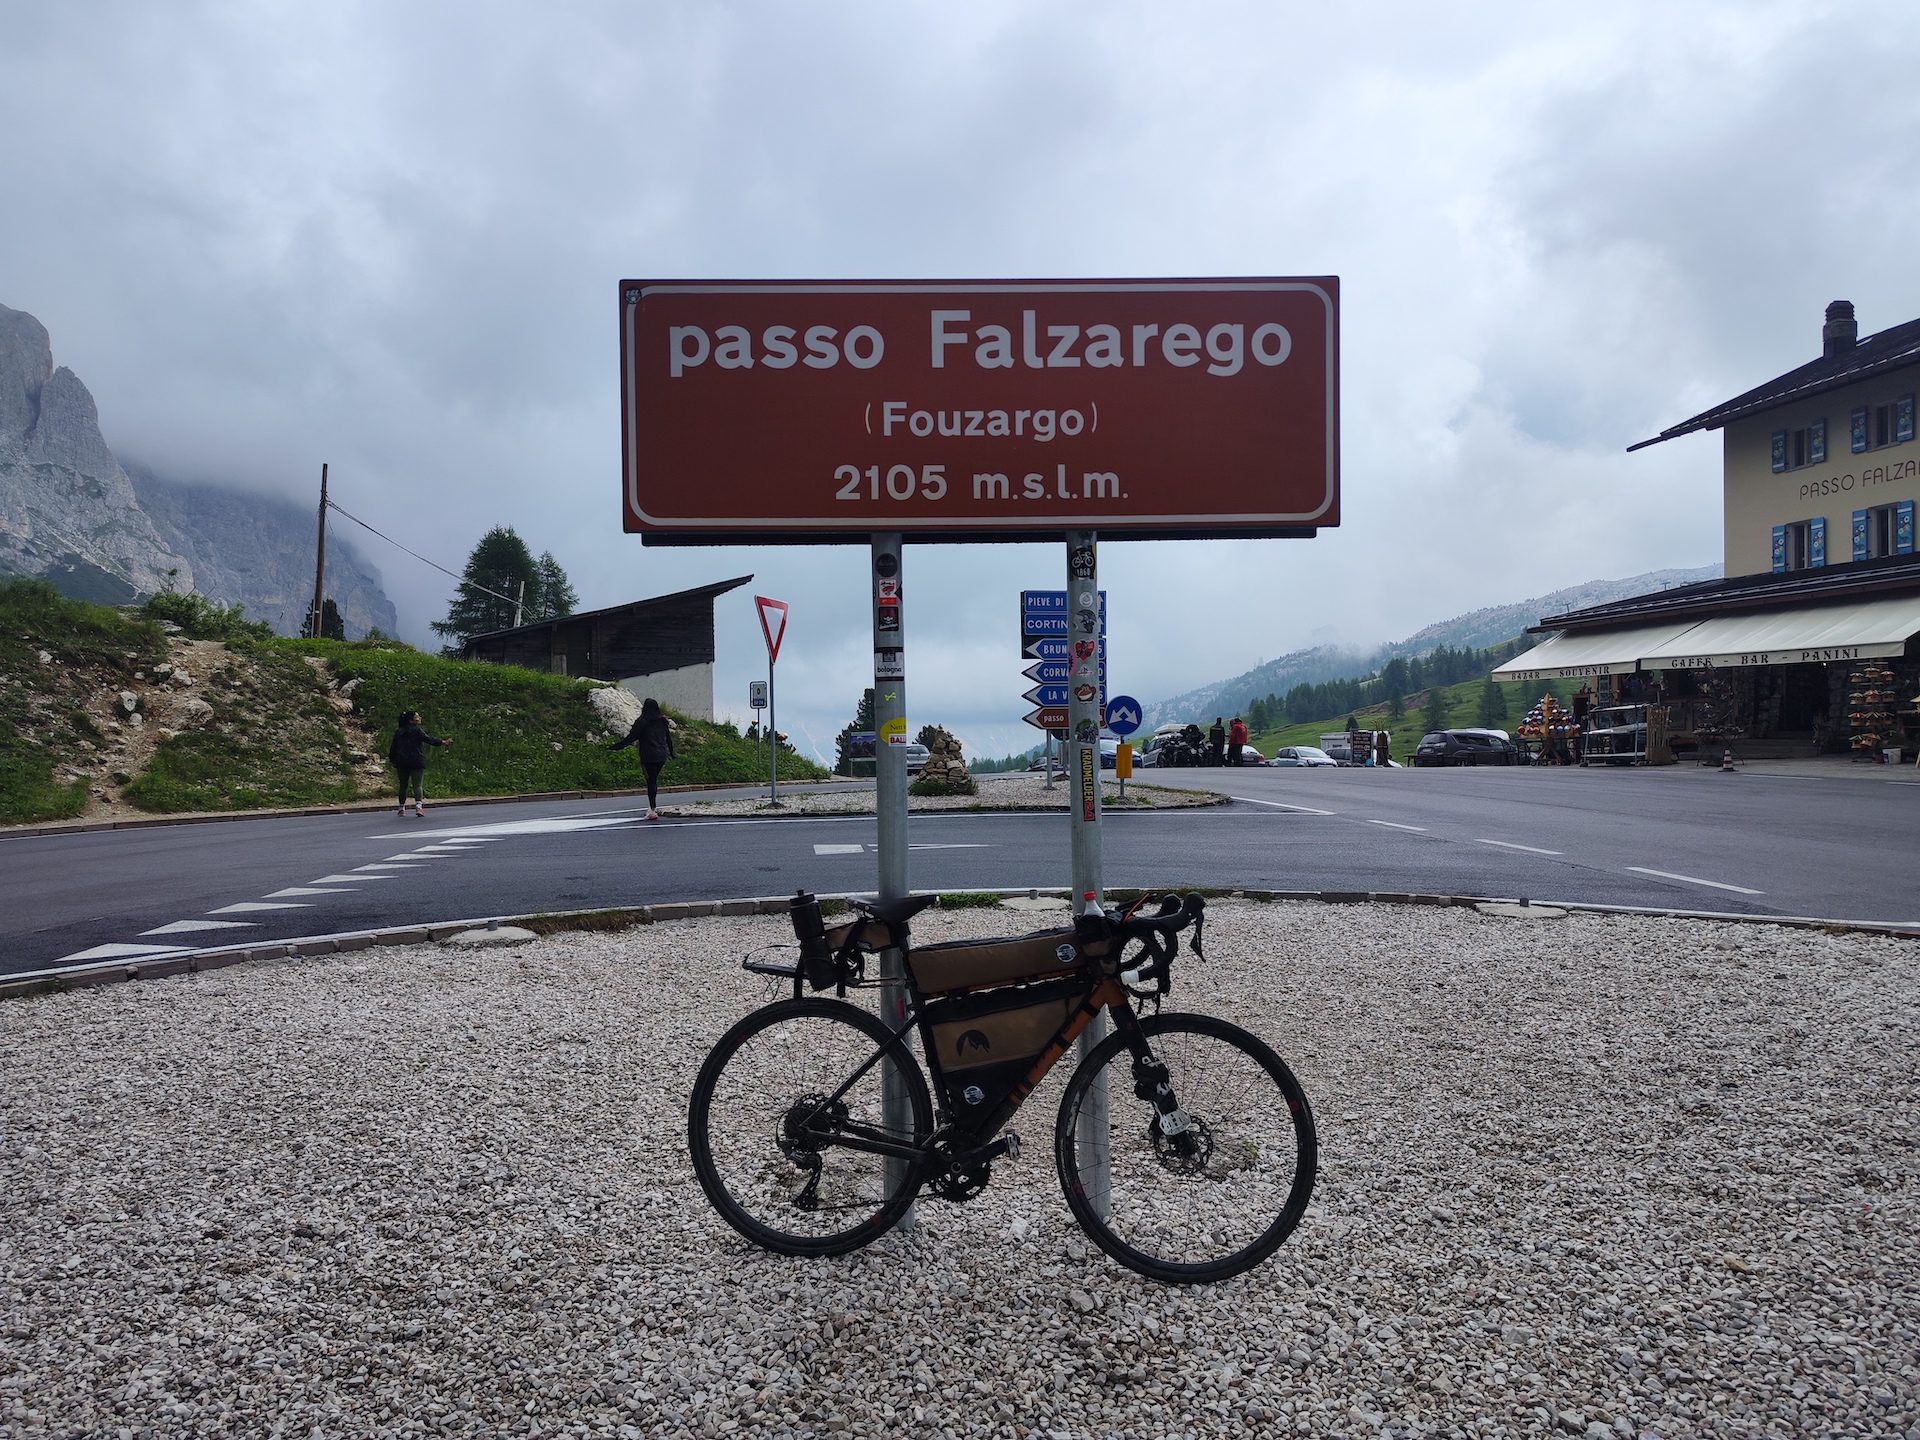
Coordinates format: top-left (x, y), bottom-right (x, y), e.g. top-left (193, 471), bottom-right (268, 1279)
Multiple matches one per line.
top-left (306, 464), bottom-right (329, 640)
top-left (1065, 528), bottom-right (1111, 1220)
top-left (871, 533), bottom-right (914, 1231)
top-left (513, 580), bottom-right (525, 629)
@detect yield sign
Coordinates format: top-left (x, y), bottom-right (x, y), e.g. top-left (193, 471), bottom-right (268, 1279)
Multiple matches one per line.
top-left (755, 595), bottom-right (790, 664)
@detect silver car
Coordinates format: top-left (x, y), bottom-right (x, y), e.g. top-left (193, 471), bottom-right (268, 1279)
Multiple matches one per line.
top-left (1267, 745), bottom-right (1338, 767)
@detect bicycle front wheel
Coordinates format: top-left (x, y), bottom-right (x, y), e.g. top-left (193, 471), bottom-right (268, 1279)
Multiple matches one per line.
top-left (1055, 1012), bottom-right (1316, 1284)
top-left (688, 998), bottom-right (932, 1257)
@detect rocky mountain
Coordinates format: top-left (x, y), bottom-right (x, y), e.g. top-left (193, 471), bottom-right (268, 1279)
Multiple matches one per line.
top-left (0, 304), bottom-right (193, 601)
top-left (127, 465), bottom-right (397, 639)
top-left (1143, 564), bottom-right (1723, 726)
top-left (0, 302), bottom-right (397, 637)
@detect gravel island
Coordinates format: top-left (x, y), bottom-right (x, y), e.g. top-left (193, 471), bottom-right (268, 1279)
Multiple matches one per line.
top-left (1, 901), bottom-right (1913, 1439)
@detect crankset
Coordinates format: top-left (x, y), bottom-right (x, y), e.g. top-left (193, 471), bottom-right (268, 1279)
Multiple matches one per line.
top-left (926, 1130), bottom-right (1021, 1203)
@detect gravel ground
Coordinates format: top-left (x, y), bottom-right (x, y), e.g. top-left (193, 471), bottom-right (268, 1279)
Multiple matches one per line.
top-left (664, 774), bottom-right (1223, 816)
top-left (2, 902), bottom-right (1915, 1440)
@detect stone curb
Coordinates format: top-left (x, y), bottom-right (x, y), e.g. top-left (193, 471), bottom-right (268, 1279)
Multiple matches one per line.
top-left (4, 887), bottom-right (1913, 1003)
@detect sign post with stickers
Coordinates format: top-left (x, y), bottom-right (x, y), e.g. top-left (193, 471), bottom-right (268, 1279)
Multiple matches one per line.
top-left (619, 275), bottom-right (1339, 1230)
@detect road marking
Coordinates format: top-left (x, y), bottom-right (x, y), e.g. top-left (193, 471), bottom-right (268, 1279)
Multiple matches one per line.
top-left (310, 874), bottom-right (390, 884)
top-left (355, 863), bottom-right (423, 871)
top-left (1365, 820), bottom-right (1427, 832)
top-left (1475, 839), bottom-right (1564, 856)
top-left (814, 843), bottom-right (865, 855)
top-left (1625, 866), bottom-right (1763, 896)
top-left (910, 842), bottom-right (992, 850)
top-left (208, 901), bottom-right (312, 913)
top-left (1232, 797), bottom-right (1336, 815)
top-left (265, 886), bottom-right (356, 898)
top-left (141, 919), bottom-right (255, 936)
top-left (55, 942), bottom-right (196, 963)
top-left (410, 847), bottom-right (473, 854)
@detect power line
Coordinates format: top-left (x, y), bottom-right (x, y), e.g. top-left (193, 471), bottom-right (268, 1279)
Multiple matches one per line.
top-left (324, 499), bottom-right (521, 608)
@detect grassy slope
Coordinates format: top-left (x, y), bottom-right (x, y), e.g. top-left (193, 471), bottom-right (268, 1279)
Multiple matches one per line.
top-left (1251, 677), bottom-right (1585, 765)
top-left (0, 579), bottom-right (168, 823)
top-left (284, 639), bottom-right (828, 794)
top-left (126, 641), bottom-right (362, 812)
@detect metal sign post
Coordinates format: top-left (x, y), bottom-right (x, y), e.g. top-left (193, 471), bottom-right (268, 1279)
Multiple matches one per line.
top-left (755, 596), bottom-right (789, 806)
top-left (1064, 531), bottom-right (1111, 1220)
top-left (871, 535), bottom-right (915, 1230)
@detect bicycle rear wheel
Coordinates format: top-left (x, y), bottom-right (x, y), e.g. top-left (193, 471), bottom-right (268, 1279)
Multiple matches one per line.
top-left (1055, 1012), bottom-right (1316, 1284)
top-left (688, 998), bottom-right (932, 1257)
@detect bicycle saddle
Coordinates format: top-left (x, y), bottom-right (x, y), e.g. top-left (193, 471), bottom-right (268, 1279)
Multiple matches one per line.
top-left (853, 893), bottom-right (940, 925)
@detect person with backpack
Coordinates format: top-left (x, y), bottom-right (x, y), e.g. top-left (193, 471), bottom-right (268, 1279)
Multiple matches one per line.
top-left (609, 697), bottom-right (676, 819)
top-left (388, 711), bottom-right (452, 817)
top-left (1207, 717), bottom-right (1227, 768)
top-left (1227, 716), bottom-right (1248, 768)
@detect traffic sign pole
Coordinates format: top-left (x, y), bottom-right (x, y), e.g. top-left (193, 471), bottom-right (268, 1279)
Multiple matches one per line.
top-left (872, 534), bottom-right (915, 1231)
top-left (1064, 530), bottom-right (1111, 1221)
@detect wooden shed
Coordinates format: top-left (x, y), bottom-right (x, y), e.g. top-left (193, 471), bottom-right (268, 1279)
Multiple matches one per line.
top-left (459, 575), bottom-right (750, 720)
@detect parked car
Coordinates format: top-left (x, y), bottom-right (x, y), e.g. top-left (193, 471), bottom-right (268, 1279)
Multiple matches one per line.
top-left (1267, 745), bottom-right (1338, 767)
top-left (1139, 723), bottom-right (1202, 768)
top-left (1412, 729), bottom-right (1523, 767)
top-left (1235, 745), bottom-right (1265, 765)
top-left (905, 742), bottom-right (930, 774)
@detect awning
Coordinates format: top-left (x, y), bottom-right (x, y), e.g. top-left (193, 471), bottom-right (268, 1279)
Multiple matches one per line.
top-left (1490, 621), bottom-right (1707, 682)
top-left (1634, 594), bottom-right (1920, 670)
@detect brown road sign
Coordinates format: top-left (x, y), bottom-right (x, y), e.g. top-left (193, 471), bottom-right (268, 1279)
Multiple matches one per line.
top-left (1025, 705), bottom-right (1069, 731)
top-left (620, 278), bottom-right (1338, 545)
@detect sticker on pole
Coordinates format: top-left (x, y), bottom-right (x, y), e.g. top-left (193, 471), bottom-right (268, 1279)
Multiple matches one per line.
top-left (1103, 696), bottom-right (1142, 736)
top-left (879, 716), bottom-right (908, 746)
top-left (755, 595), bottom-right (789, 663)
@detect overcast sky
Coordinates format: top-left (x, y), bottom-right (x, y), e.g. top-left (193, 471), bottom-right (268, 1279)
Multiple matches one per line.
top-left (5, 1), bottom-right (1918, 761)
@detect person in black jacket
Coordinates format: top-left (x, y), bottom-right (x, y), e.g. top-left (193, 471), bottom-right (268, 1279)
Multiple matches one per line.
top-left (388, 711), bottom-right (452, 817)
top-left (608, 697), bottom-right (676, 819)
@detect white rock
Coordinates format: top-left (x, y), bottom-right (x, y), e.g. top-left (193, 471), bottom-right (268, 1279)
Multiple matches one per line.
top-left (440, 925), bottom-right (539, 948)
top-left (587, 684), bottom-right (645, 734)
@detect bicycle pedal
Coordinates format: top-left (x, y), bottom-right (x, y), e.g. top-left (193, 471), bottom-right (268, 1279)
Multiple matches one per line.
top-left (1001, 1131), bottom-right (1022, 1162)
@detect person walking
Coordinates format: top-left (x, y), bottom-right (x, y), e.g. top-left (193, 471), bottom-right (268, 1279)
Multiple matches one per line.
top-left (1207, 716), bottom-right (1227, 768)
top-left (388, 710), bottom-right (452, 817)
top-left (1227, 716), bottom-right (1248, 768)
top-left (609, 697), bottom-right (676, 819)
top-left (1374, 728), bottom-right (1392, 769)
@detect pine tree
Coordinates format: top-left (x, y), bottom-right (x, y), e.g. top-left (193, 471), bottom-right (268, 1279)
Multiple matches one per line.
top-left (1421, 685), bottom-right (1448, 737)
top-left (431, 527), bottom-right (538, 651)
top-left (1387, 685), bottom-right (1405, 719)
top-left (1476, 676), bottom-right (1509, 728)
top-left (528, 551), bottom-right (578, 622)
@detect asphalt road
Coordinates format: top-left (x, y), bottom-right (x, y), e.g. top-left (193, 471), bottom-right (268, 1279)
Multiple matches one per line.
top-left (4, 765), bottom-right (1915, 976)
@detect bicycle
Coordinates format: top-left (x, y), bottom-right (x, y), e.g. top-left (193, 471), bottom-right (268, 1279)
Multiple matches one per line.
top-left (687, 890), bottom-right (1317, 1284)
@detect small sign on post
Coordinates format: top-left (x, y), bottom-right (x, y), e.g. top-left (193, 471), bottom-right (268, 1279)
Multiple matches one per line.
top-left (748, 680), bottom-right (768, 710)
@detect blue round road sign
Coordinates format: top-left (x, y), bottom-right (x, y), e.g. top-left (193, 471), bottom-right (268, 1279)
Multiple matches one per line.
top-left (1103, 695), bottom-right (1143, 736)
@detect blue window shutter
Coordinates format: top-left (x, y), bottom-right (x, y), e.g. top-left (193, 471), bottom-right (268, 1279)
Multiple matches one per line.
top-left (1809, 516), bottom-right (1825, 567)
top-left (1899, 395), bottom-right (1916, 444)
top-left (1899, 500), bottom-right (1916, 555)
top-left (1771, 524), bottom-right (1786, 572)
top-left (1853, 510), bottom-right (1869, 561)
top-left (1771, 431), bottom-right (1787, 473)
top-left (1852, 408), bottom-right (1869, 452)
top-left (1810, 418), bottom-right (1826, 464)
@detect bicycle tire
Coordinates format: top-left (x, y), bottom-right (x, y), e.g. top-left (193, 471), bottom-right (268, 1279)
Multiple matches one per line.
top-left (688, 997), bottom-right (932, 1258)
top-left (1054, 1011), bottom-right (1316, 1284)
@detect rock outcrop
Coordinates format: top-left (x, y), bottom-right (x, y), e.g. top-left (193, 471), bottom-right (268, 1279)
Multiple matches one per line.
top-left (0, 302), bottom-right (399, 636)
top-left (0, 304), bottom-right (195, 601)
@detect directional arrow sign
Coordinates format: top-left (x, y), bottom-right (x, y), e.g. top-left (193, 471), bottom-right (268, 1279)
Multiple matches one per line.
top-left (1021, 589), bottom-right (1106, 637)
top-left (1023, 659), bottom-right (1108, 685)
top-left (1024, 706), bottom-right (1069, 731)
top-left (1024, 682), bottom-right (1106, 709)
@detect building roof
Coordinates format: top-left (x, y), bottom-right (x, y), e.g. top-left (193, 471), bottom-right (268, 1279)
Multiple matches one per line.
top-left (1529, 552), bottom-right (1920, 634)
top-left (460, 575), bottom-right (752, 646)
top-left (1627, 315), bottom-right (1920, 451)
